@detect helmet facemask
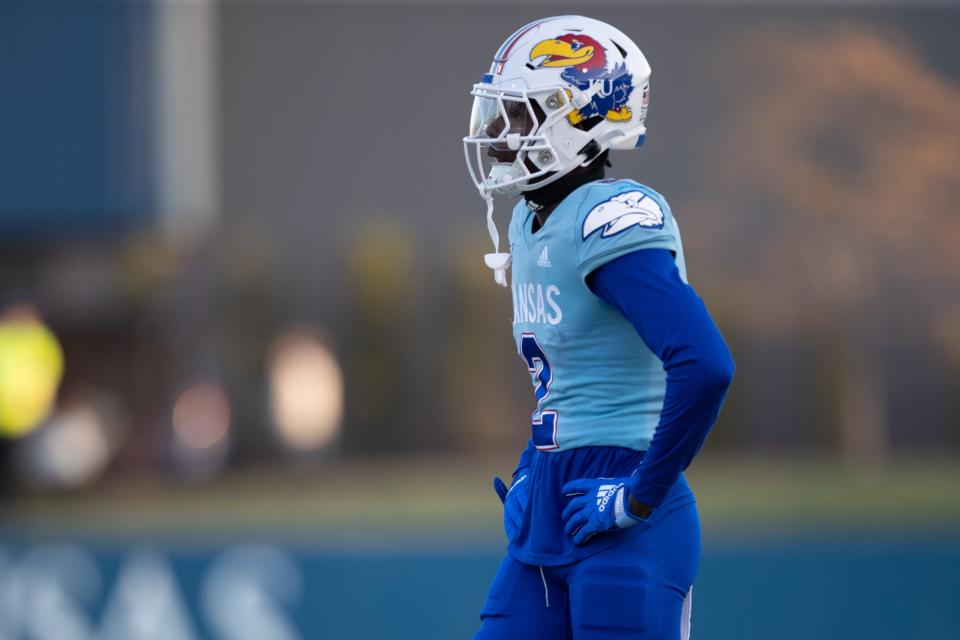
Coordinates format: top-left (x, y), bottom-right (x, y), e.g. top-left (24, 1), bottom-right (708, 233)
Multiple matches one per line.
top-left (464, 84), bottom-right (595, 198)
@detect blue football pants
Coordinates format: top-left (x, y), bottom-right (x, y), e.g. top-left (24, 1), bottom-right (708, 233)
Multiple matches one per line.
top-left (475, 501), bottom-right (700, 640)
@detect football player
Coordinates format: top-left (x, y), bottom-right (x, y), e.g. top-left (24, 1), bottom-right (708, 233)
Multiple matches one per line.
top-left (463, 15), bottom-right (735, 639)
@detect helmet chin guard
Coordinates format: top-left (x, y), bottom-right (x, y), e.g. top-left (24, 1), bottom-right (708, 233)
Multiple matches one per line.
top-left (486, 164), bottom-right (524, 197)
top-left (464, 15), bottom-right (652, 285)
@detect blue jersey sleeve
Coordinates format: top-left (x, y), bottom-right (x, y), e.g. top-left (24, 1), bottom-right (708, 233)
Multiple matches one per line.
top-left (587, 249), bottom-right (735, 510)
top-left (575, 181), bottom-right (679, 281)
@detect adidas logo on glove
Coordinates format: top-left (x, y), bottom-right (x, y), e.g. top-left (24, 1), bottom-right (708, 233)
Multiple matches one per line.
top-left (596, 483), bottom-right (624, 513)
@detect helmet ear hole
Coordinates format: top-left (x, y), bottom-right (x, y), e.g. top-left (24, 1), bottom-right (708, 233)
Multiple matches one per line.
top-left (529, 99), bottom-right (547, 129)
top-left (574, 115), bottom-right (604, 132)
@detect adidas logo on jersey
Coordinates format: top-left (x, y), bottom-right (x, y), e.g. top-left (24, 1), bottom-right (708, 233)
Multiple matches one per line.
top-left (536, 246), bottom-right (552, 268)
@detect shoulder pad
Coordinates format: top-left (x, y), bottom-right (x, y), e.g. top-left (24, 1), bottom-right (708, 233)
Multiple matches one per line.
top-left (577, 180), bottom-right (669, 240)
top-left (573, 180), bottom-right (677, 280)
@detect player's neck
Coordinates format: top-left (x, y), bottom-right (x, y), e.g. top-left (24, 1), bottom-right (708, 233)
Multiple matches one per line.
top-left (526, 155), bottom-right (607, 232)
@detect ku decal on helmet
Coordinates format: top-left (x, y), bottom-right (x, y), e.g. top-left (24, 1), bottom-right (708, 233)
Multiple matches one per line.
top-left (529, 34), bottom-right (634, 126)
top-left (463, 16), bottom-right (652, 286)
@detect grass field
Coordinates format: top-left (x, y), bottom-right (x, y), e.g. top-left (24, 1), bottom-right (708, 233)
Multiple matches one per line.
top-left (1, 454), bottom-right (957, 639)
top-left (6, 454), bottom-right (958, 540)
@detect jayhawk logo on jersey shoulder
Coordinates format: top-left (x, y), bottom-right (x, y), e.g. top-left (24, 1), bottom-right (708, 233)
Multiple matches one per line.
top-left (582, 190), bottom-right (664, 239)
top-left (529, 34), bottom-right (634, 126)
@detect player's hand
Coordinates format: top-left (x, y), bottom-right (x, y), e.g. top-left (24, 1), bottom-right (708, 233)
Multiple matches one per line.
top-left (493, 473), bottom-right (529, 543)
top-left (561, 477), bottom-right (650, 545)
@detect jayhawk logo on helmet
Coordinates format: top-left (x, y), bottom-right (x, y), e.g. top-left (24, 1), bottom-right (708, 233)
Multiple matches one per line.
top-left (529, 34), bottom-right (634, 126)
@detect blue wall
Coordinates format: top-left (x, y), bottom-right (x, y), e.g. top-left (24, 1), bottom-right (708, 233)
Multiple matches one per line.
top-left (0, 534), bottom-right (956, 639)
top-left (0, 1), bottom-right (155, 240)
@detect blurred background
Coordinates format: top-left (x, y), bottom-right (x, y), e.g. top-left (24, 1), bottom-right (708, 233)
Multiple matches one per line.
top-left (1, 0), bottom-right (958, 638)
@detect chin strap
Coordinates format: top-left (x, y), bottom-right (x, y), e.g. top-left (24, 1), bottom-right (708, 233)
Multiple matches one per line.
top-left (482, 194), bottom-right (511, 287)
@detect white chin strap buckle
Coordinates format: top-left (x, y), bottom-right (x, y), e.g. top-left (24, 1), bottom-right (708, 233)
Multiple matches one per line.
top-left (485, 252), bottom-right (512, 287)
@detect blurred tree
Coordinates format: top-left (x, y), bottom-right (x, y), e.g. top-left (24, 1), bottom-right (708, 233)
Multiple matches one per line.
top-left (341, 218), bottom-right (422, 453)
top-left (688, 26), bottom-right (960, 460)
top-left (440, 235), bottom-right (528, 452)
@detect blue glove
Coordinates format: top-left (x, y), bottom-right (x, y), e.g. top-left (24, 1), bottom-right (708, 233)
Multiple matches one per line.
top-left (493, 473), bottom-right (529, 543)
top-left (561, 477), bottom-right (648, 545)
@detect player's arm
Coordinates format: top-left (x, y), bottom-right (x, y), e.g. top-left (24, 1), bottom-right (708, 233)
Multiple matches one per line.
top-left (589, 248), bottom-right (734, 513)
top-left (562, 248), bottom-right (733, 543)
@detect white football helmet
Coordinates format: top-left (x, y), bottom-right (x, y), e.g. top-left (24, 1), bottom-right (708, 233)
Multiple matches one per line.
top-left (463, 15), bottom-right (652, 286)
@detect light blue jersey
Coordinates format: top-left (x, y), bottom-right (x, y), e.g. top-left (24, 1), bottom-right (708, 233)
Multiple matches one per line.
top-left (509, 178), bottom-right (686, 452)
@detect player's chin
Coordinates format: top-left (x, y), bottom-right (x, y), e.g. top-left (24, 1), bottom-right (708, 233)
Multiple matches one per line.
top-left (486, 147), bottom-right (518, 163)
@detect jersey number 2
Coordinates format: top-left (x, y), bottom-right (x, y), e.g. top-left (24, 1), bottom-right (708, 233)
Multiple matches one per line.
top-left (520, 333), bottom-right (559, 450)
